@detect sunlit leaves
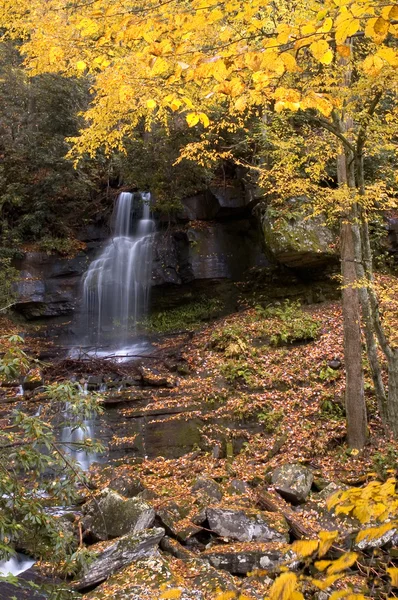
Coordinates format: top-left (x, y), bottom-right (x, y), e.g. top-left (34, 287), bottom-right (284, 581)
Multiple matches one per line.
top-left (310, 40), bottom-right (334, 64)
top-left (387, 567), bottom-right (398, 587)
top-left (268, 572), bottom-right (298, 600)
top-left (1, 0), bottom-right (396, 158)
top-left (186, 112), bottom-right (210, 127)
top-left (327, 478), bottom-right (398, 524)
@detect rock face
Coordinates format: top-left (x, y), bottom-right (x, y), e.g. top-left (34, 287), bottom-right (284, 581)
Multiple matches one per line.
top-left (14, 251), bottom-right (90, 319)
top-left (75, 527), bottom-right (165, 591)
top-left (83, 489), bottom-right (155, 540)
top-left (260, 200), bottom-right (338, 270)
top-left (14, 217), bottom-right (266, 321)
top-left (207, 507), bottom-right (289, 542)
top-left (272, 463), bottom-right (314, 504)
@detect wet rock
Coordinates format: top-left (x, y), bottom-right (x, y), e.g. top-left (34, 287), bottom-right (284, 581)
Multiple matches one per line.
top-left (192, 477), bottom-right (223, 503)
top-left (207, 507), bottom-right (289, 542)
top-left (202, 541), bottom-right (295, 575)
top-left (75, 527), bottom-right (165, 591)
top-left (22, 369), bottom-right (44, 392)
top-left (156, 500), bottom-right (202, 542)
top-left (108, 476), bottom-right (146, 498)
top-left (272, 463), bottom-right (313, 504)
top-left (139, 366), bottom-right (175, 388)
top-left (82, 489), bottom-right (155, 540)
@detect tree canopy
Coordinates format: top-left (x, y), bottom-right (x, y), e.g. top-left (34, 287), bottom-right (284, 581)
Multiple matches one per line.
top-left (1, 0), bottom-right (397, 163)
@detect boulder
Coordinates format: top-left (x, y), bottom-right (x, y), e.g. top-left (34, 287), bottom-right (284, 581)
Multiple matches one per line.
top-left (355, 524), bottom-right (397, 551)
top-left (108, 476), bottom-right (146, 498)
top-left (82, 489), bottom-right (155, 540)
top-left (192, 477), bottom-right (223, 503)
top-left (139, 366), bottom-right (175, 388)
top-left (84, 540), bottom-right (241, 599)
top-left (260, 200), bottom-right (338, 270)
top-left (207, 507), bottom-right (289, 542)
top-left (272, 463), bottom-right (313, 504)
top-left (156, 500), bottom-right (202, 542)
top-left (75, 528), bottom-right (165, 591)
top-left (226, 479), bottom-right (251, 496)
top-left (202, 541), bottom-right (295, 575)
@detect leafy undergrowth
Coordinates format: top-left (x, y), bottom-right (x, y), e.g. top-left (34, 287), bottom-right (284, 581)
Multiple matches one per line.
top-left (141, 297), bottom-right (223, 333)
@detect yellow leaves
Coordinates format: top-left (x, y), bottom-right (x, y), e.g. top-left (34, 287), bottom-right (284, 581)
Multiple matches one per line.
top-left (76, 17), bottom-right (100, 38)
top-left (211, 59), bottom-right (229, 83)
top-left (301, 93), bottom-right (333, 117)
top-left (119, 85), bottom-right (131, 103)
top-left (317, 17), bottom-right (333, 33)
top-left (146, 99), bottom-right (157, 110)
top-left (328, 552), bottom-right (358, 575)
top-left (274, 88), bottom-right (301, 113)
top-left (362, 54), bottom-right (384, 76)
top-left (355, 522), bottom-right (396, 545)
top-left (377, 47), bottom-right (398, 67)
top-left (318, 530), bottom-right (339, 557)
top-left (149, 57), bottom-right (170, 76)
top-left (280, 53), bottom-right (298, 73)
top-left (291, 539), bottom-right (318, 558)
top-left (234, 96), bottom-right (248, 111)
top-left (365, 16), bottom-right (390, 43)
top-left (76, 61), bottom-right (87, 72)
top-left (159, 589), bottom-right (182, 599)
top-left (49, 46), bottom-right (64, 65)
top-left (186, 112), bottom-right (209, 127)
top-left (335, 16), bottom-right (360, 44)
top-left (374, 17), bottom-right (390, 37)
top-left (310, 40), bottom-right (334, 64)
top-left (326, 479), bottom-right (398, 524)
top-left (311, 575), bottom-right (341, 590)
top-left (387, 567), bottom-right (398, 587)
top-left (277, 23), bottom-right (291, 44)
top-left (268, 572), bottom-right (298, 600)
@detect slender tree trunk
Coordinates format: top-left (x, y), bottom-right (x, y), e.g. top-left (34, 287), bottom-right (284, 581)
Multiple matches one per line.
top-left (340, 217), bottom-right (368, 448)
top-left (337, 150), bottom-right (367, 448)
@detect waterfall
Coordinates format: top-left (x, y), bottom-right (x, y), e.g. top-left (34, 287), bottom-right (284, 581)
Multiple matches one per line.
top-left (0, 553), bottom-right (35, 576)
top-left (82, 192), bottom-right (154, 348)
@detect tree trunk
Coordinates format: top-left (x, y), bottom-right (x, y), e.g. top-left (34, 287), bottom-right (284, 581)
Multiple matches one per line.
top-left (340, 217), bottom-right (367, 448)
top-left (387, 352), bottom-right (398, 438)
top-left (337, 147), bottom-right (367, 449)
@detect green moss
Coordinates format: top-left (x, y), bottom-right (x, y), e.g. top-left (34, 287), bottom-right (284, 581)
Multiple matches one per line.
top-left (142, 297), bottom-right (222, 333)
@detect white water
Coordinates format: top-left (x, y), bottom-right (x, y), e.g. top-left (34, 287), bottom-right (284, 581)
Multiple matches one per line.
top-left (82, 192), bottom-right (154, 347)
top-left (0, 553), bottom-right (35, 577)
top-left (60, 387), bottom-right (97, 471)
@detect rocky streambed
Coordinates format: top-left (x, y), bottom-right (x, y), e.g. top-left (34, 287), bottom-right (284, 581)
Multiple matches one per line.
top-left (2, 299), bottom-right (398, 599)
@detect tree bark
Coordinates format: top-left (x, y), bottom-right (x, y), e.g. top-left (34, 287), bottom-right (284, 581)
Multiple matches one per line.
top-left (340, 216), bottom-right (367, 448)
top-left (337, 146), bottom-right (368, 448)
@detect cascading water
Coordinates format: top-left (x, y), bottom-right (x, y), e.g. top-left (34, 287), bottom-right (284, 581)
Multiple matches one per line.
top-left (82, 191), bottom-right (154, 351)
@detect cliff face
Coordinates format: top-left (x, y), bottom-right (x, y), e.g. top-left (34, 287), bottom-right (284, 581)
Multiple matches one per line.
top-left (13, 187), bottom-right (267, 321)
